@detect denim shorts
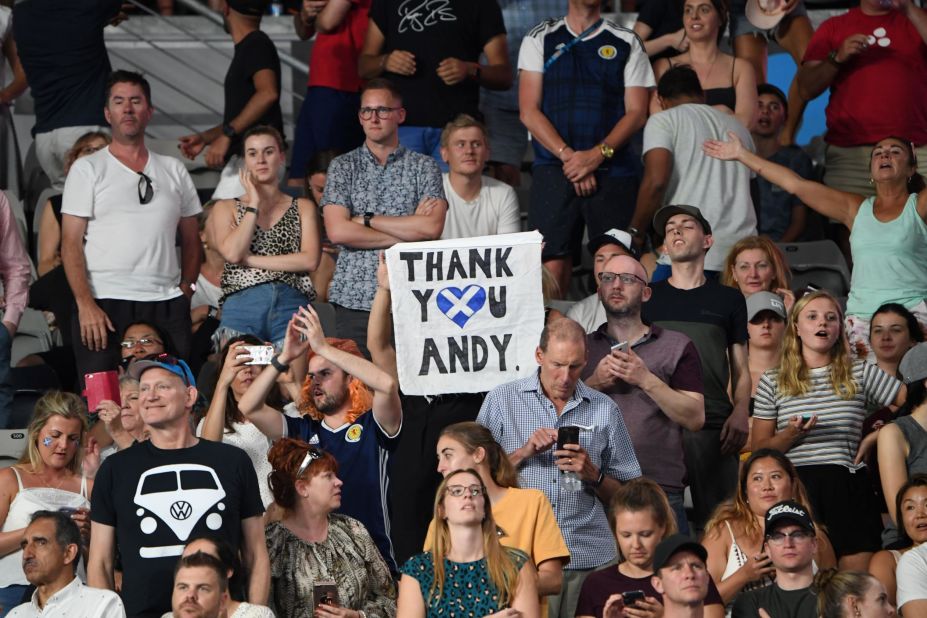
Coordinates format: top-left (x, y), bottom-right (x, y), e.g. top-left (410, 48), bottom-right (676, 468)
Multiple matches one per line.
top-left (216, 282), bottom-right (310, 350)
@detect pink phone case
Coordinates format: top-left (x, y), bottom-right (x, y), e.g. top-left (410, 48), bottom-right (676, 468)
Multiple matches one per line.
top-left (83, 370), bottom-right (121, 412)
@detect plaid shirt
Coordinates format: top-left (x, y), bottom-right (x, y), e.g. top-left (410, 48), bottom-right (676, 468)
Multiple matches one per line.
top-left (477, 371), bottom-right (641, 570)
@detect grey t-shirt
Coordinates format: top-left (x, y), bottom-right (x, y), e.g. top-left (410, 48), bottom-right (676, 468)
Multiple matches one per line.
top-left (643, 103), bottom-right (757, 271)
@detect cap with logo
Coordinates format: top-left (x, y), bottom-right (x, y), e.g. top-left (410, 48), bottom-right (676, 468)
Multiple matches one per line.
top-left (747, 291), bottom-right (788, 321)
top-left (652, 534), bottom-right (709, 572)
top-left (587, 228), bottom-right (636, 257)
top-left (764, 500), bottom-right (815, 536)
top-left (900, 342), bottom-right (927, 385)
top-left (653, 205), bottom-right (712, 237)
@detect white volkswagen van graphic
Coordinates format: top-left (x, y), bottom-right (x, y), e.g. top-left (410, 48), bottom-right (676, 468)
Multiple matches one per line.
top-left (134, 463), bottom-right (226, 559)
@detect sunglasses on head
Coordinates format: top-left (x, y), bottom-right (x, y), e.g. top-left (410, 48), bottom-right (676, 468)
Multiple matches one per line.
top-left (296, 447), bottom-right (324, 478)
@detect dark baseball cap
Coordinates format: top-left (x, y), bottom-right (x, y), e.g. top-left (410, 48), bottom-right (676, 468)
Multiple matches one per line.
top-left (900, 343), bottom-right (927, 385)
top-left (226, 0), bottom-right (271, 16)
top-left (129, 354), bottom-right (197, 387)
top-left (587, 228), bottom-right (636, 257)
top-left (653, 205), bottom-right (712, 236)
top-left (653, 534), bottom-right (708, 572)
top-left (764, 500), bottom-right (815, 536)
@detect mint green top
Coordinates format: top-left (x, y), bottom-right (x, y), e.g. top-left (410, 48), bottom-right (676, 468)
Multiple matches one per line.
top-left (848, 193), bottom-right (927, 317)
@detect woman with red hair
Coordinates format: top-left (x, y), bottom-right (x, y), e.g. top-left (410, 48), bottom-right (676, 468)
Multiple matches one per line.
top-left (265, 438), bottom-right (395, 618)
top-left (238, 305), bottom-right (402, 574)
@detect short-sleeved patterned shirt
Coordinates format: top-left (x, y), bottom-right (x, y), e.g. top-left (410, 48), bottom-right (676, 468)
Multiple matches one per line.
top-left (321, 143), bottom-right (445, 311)
top-left (477, 372), bottom-right (642, 570)
top-left (401, 549), bottom-right (529, 617)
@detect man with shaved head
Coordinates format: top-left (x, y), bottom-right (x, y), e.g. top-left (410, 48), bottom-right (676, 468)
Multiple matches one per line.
top-left (478, 317), bottom-right (642, 618)
top-left (582, 253), bottom-right (705, 534)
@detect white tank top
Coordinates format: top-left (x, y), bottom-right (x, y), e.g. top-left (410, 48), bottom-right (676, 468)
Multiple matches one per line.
top-left (0, 467), bottom-right (89, 587)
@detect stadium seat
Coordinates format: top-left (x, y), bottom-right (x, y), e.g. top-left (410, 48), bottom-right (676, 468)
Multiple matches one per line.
top-left (778, 240), bottom-right (851, 298)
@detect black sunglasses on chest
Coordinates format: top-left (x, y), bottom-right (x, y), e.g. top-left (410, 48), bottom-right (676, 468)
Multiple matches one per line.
top-left (137, 171), bottom-right (154, 204)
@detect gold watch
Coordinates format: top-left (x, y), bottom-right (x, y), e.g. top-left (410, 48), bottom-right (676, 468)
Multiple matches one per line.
top-left (599, 143), bottom-right (615, 159)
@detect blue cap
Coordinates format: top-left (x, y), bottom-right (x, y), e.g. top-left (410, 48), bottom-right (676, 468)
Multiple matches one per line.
top-left (129, 354), bottom-right (196, 387)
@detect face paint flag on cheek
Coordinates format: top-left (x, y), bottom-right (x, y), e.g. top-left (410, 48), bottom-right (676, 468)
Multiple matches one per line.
top-left (43, 437), bottom-right (54, 447)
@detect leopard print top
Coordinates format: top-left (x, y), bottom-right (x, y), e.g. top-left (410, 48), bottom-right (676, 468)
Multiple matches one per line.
top-left (220, 198), bottom-right (316, 303)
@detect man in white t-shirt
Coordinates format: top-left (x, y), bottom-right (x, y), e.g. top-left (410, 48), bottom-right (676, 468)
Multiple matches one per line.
top-left (61, 70), bottom-right (202, 381)
top-left (440, 114), bottom-right (521, 240)
top-left (627, 65), bottom-right (756, 273)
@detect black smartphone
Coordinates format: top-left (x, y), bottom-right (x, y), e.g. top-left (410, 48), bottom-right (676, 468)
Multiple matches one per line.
top-left (622, 590), bottom-right (646, 606)
top-left (313, 581), bottom-right (339, 608)
top-left (557, 426), bottom-right (580, 449)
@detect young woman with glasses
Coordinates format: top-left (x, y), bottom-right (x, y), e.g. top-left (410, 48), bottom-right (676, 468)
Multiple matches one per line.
top-left (397, 469), bottom-right (540, 618)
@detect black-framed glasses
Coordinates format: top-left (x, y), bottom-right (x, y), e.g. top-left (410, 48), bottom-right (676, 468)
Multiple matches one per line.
top-left (296, 447), bottom-right (323, 478)
top-left (766, 530), bottom-right (814, 545)
top-left (137, 172), bottom-right (154, 204)
top-left (120, 338), bottom-right (163, 349)
top-left (597, 272), bottom-right (646, 286)
top-left (446, 484), bottom-right (484, 498)
top-left (358, 106), bottom-right (400, 120)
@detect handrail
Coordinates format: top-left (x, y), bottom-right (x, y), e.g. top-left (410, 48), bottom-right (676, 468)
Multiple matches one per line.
top-left (171, 0), bottom-right (310, 76)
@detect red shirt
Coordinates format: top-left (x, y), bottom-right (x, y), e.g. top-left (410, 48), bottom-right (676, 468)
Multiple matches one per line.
top-left (803, 8), bottom-right (927, 147)
top-left (307, 0), bottom-right (370, 92)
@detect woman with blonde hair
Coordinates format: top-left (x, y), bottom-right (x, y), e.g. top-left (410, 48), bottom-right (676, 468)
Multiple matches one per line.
top-left (425, 422), bottom-right (568, 604)
top-left (0, 392), bottom-right (92, 616)
top-left (816, 569), bottom-right (895, 618)
top-left (398, 469), bottom-right (539, 618)
top-left (721, 236), bottom-right (793, 310)
top-left (703, 448), bottom-right (835, 606)
top-left (752, 290), bottom-right (905, 570)
top-left (577, 478), bottom-right (726, 618)
top-left (264, 438), bottom-right (395, 618)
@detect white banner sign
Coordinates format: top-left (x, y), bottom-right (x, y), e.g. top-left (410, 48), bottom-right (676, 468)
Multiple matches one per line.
top-left (386, 232), bottom-right (545, 396)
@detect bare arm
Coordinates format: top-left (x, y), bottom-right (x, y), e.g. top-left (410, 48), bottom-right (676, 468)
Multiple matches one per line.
top-left (797, 33), bottom-right (871, 100)
top-left (37, 202), bottom-right (62, 277)
top-left (243, 199), bottom-right (322, 273)
top-left (396, 574), bottom-right (427, 618)
top-left (702, 132), bottom-right (862, 227)
top-left (751, 417), bottom-right (803, 453)
top-left (510, 561), bottom-right (541, 618)
top-left (536, 558), bottom-right (564, 597)
top-left (199, 344), bottom-right (248, 442)
top-left (877, 423), bottom-right (909, 524)
top-left (209, 199), bottom-right (257, 264)
top-left (315, 0), bottom-right (352, 34)
top-left (367, 254), bottom-right (398, 380)
top-left (870, 550), bottom-right (900, 607)
top-left (364, 199), bottom-right (447, 241)
top-left (87, 522), bottom-right (116, 590)
top-left (228, 69), bottom-right (279, 137)
top-left (241, 515), bottom-right (270, 604)
top-left (732, 57), bottom-right (758, 129)
top-left (476, 34), bottom-right (512, 91)
top-left (629, 148), bottom-right (673, 238)
top-left (649, 59), bottom-right (670, 115)
top-left (0, 35), bottom-right (27, 104)
top-left (323, 204), bottom-right (403, 248)
top-left (0, 471), bottom-right (26, 557)
top-left (237, 365), bottom-right (287, 441)
top-left (518, 70), bottom-right (569, 157)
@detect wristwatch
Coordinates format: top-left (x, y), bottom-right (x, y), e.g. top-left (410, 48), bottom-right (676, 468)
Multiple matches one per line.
top-left (243, 206), bottom-right (258, 215)
top-left (222, 123), bottom-right (236, 138)
top-left (364, 212), bottom-right (374, 228)
top-left (599, 142), bottom-right (615, 159)
top-left (827, 50), bottom-right (843, 67)
top-left (270, 355), bottom-right (290, 373)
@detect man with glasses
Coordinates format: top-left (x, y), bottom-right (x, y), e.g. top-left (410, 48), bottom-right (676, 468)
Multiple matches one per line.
top-left (477, 317), bottom-right (641, 618)
top-left (566, 229), bottom-right (636, 333)
top-left (321, 78), bottom-right (447, 356)
top-left (641, 205), bottom-right (750, 535)
top-left (88, 354), bottom-right (269, 618)
top-left (732, 501), bottom-right (819, 618)
top-left (581, 253), bottom-right (705, 534)
top-left (61, 70), bottom-right (201, 385)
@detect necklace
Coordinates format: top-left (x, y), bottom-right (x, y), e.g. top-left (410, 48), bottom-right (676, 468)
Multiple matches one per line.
top-left (27, 467), bottom-right (69, 491)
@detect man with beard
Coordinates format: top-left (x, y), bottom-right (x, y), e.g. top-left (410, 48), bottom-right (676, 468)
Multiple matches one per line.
top-left (240, 306), bottom-right (402, 573)
top-left (168, 553), bottom-right (229, 618)
top-left (582, 253), bottom-right (705, 534)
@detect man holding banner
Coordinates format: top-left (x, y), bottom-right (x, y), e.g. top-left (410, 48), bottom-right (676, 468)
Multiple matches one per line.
top-left (477, 318), bottom-right (642, 618)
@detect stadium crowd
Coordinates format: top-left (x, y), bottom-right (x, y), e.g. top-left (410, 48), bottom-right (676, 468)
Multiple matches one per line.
top-left (0, 0), bottom-right (926, 615)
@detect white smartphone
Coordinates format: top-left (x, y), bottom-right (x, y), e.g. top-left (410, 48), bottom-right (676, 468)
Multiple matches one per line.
top-left (240, 345), bottom-right (275, 365)
top-left (611, 341), bottom-right (629, 354)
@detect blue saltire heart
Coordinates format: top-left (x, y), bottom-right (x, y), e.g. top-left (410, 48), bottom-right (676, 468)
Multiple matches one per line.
top-left (436, 285), bottom-right (486, 328)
